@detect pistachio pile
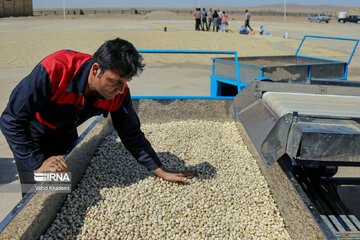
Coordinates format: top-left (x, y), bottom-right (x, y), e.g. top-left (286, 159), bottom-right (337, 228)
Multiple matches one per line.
top-left (41, 120), bottom-right (290, 240)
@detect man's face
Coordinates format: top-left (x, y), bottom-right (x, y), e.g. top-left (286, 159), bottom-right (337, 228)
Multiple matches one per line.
top-left (91, 66), bottom-right (132, 99)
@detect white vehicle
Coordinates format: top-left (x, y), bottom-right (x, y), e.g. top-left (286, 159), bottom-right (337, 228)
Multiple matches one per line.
top-left (308, 13), bottom-right (330, 23)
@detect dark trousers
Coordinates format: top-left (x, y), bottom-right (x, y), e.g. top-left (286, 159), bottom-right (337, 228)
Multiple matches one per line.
top-left (15, 125), bottom-right (78, 196)
top-left (202, 18), bottom-right (207, 31)
top-left (208, 18), bottom-right (212, 31)
top-left (245, 20), bottom-right (253, 31)
top-left (195, 19), bottom-right (201, 31)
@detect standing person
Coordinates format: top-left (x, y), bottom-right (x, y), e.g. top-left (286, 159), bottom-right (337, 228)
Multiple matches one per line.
top-left (207, 8), bottom-right (213, 31)
top-left (201, 8), bottom-right (207, 31)
top-left (218, 9), bottom-right (223, 30)
top-left (194, 8), bottom-right (201, 31)
top-left (220, 11), bottom-right (229, 32)
top-left (0, 38), bottom-right (195, 195)
top-left (245, 9), bottom-right (253, 32)
top-left (212, 10), bottom-right (220, 32)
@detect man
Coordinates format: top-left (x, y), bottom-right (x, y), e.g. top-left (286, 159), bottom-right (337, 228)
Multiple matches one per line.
top-left (201, 8), bottom-right (207, 31)
top-left (260, 26), bottom-right (270, 35)
top-left (239, 25), bottom-right (249, 35)
top-left (245, 9), bottom-right (253, 32)
top-left (194, 8), bottom-right (201, 31)
top-left (0, 38), bottom-right (194, 194)
top-left (207, 8), bottom-right (213, 31)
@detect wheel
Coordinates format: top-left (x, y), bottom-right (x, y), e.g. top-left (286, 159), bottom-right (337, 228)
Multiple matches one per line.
top-left (340, 19), bottom-right (344, 23)
top-left (326, 21), bottom-right (329, 23)
top-left (317, 19), bottom-right (320, 23)
top-left (358, 20), bottom-right (360, 24)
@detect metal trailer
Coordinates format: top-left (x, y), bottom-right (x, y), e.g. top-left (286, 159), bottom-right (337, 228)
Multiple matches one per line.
top-left (210, 35), bottom-right (359, 97)
top-left (0, 97), bottom-right (235, 239)
top-left (235, 80), bottom-right (360, 239)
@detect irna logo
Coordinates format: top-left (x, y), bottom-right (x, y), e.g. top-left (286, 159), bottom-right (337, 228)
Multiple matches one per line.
top-left (34, 172), bottom-right (71, 182)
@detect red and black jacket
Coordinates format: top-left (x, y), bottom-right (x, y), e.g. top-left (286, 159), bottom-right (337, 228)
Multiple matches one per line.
top-left (0, 50), bottom-right (162, 171)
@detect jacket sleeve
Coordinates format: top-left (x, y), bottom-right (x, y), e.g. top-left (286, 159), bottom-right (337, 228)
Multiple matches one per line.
top-left (0, 64), bottom-right (52, 171)
top-left (110, 91), bottom-right (162, 171)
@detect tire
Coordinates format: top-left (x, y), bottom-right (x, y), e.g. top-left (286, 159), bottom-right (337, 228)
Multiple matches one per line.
top-left (358, 20), bottom-right (360, 24)
top-left (317, 19), bottom-right (320, 23)
top-left (326, 21), bottom-right (329, 23)
top-left (340, 19), bottom-right (344, 23)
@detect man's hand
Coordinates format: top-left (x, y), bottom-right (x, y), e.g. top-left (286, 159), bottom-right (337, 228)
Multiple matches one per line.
top-left (34, 155), bottom-right (67, 173)
top-left (152, 166), bottom-right (196, 182)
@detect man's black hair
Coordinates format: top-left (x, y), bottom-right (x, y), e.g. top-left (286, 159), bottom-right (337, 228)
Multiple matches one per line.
top-left (92, 38), bottom-right (145, 78)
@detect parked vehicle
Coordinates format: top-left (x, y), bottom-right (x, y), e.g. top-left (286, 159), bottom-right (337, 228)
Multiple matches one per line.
top-left (338, 11), bottom-right (347, 22)
top-left (338, 15), bottom-right (360, 23)
top-left (308, 14), bottom-right (330, 23)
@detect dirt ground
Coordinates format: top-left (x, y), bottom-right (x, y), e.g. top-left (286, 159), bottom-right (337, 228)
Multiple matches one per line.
top-left (0, 13), bottom-right (360, 225)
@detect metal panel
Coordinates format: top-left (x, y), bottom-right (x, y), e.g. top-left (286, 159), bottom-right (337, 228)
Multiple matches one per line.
top-left (311, 64), bottom-right (345, 80)
top-left (287, 117), bottom-right (360, 163)
top-left (237, 99), bottom-right (278, 160)
top-left (260, 113), bottom-right (293, 166)
top-left (0, 116), bottom-right (113, 239)
top-left (213, 60), bottom-right (237, 81)
top-left (238, 65), bottom-right (262, 83)
top-left (213, 55), bottom-right (347, 86)
top-left (263, 65), bottom-right (309, 83)
top-left (3, 0), bottom-right (14, 17)
top-left (235, 122), bottom-right (325, 240)
top-left (14, 0), bottom-right (24, 16)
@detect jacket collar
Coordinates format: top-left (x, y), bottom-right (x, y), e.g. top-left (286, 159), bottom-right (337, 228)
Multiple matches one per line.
top-left (66, 60), bottom-right (92, 96)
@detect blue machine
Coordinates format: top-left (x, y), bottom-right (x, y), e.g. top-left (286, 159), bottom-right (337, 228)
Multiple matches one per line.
top-left (138, 36), bottom-right (359, 98)
top-left (209, 35), bottom-right (359, 97)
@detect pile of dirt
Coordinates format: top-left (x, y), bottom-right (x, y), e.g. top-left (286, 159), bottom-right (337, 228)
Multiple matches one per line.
top-left (142, 11), bottom-right (184, 20)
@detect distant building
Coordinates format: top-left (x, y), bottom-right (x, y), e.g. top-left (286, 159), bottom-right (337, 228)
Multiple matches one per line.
top-left (348, 7), bottom-right (360, 16)
top-left (0, 0), bottom-right (33, 18)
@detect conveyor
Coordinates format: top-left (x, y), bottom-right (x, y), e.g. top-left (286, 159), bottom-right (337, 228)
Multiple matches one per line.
top-left (235, 80), bottom-right (360, 239)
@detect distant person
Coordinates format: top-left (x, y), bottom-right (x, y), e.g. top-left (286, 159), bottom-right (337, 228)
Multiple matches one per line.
top-left (194, 8), bottom-right (201, 31)
top-left (212, 10), bottom-right (220, 32)
top-left (245, 9), bottom-right (253, 32)
top-left (207, 8), bottom-right (213, 31)
top-left (201, 8), bottom-right (207, 31)
top-left (220, 11), bottom-right (229, 32)
top-left (260, 26), bottom-right (270, 35)
top-left (239, 25), bottom-right (249, 35)
top-left (217, 9), bottom-right (222, 30)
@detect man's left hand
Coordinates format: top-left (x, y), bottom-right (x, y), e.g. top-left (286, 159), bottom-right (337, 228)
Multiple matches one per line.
top-left (152, 166), bottom-right (196, 182)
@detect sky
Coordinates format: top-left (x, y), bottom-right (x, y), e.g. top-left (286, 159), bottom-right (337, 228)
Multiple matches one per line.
top-left (33, 0), bottom-right (358, 9)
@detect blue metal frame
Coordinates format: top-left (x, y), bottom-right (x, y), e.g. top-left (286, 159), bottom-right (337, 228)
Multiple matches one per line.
top-left (138, 39), bottom-right (359, 97)
top-left (137, 50), bottom-right (240, 97)
top-left (295, 35), bottom-right (359, 66)
top-left (209, 35), bottom-right (359, 95)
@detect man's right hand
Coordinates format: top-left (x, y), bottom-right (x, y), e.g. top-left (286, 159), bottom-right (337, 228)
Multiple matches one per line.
top-left (34, 155), bottom-right (68, 173)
